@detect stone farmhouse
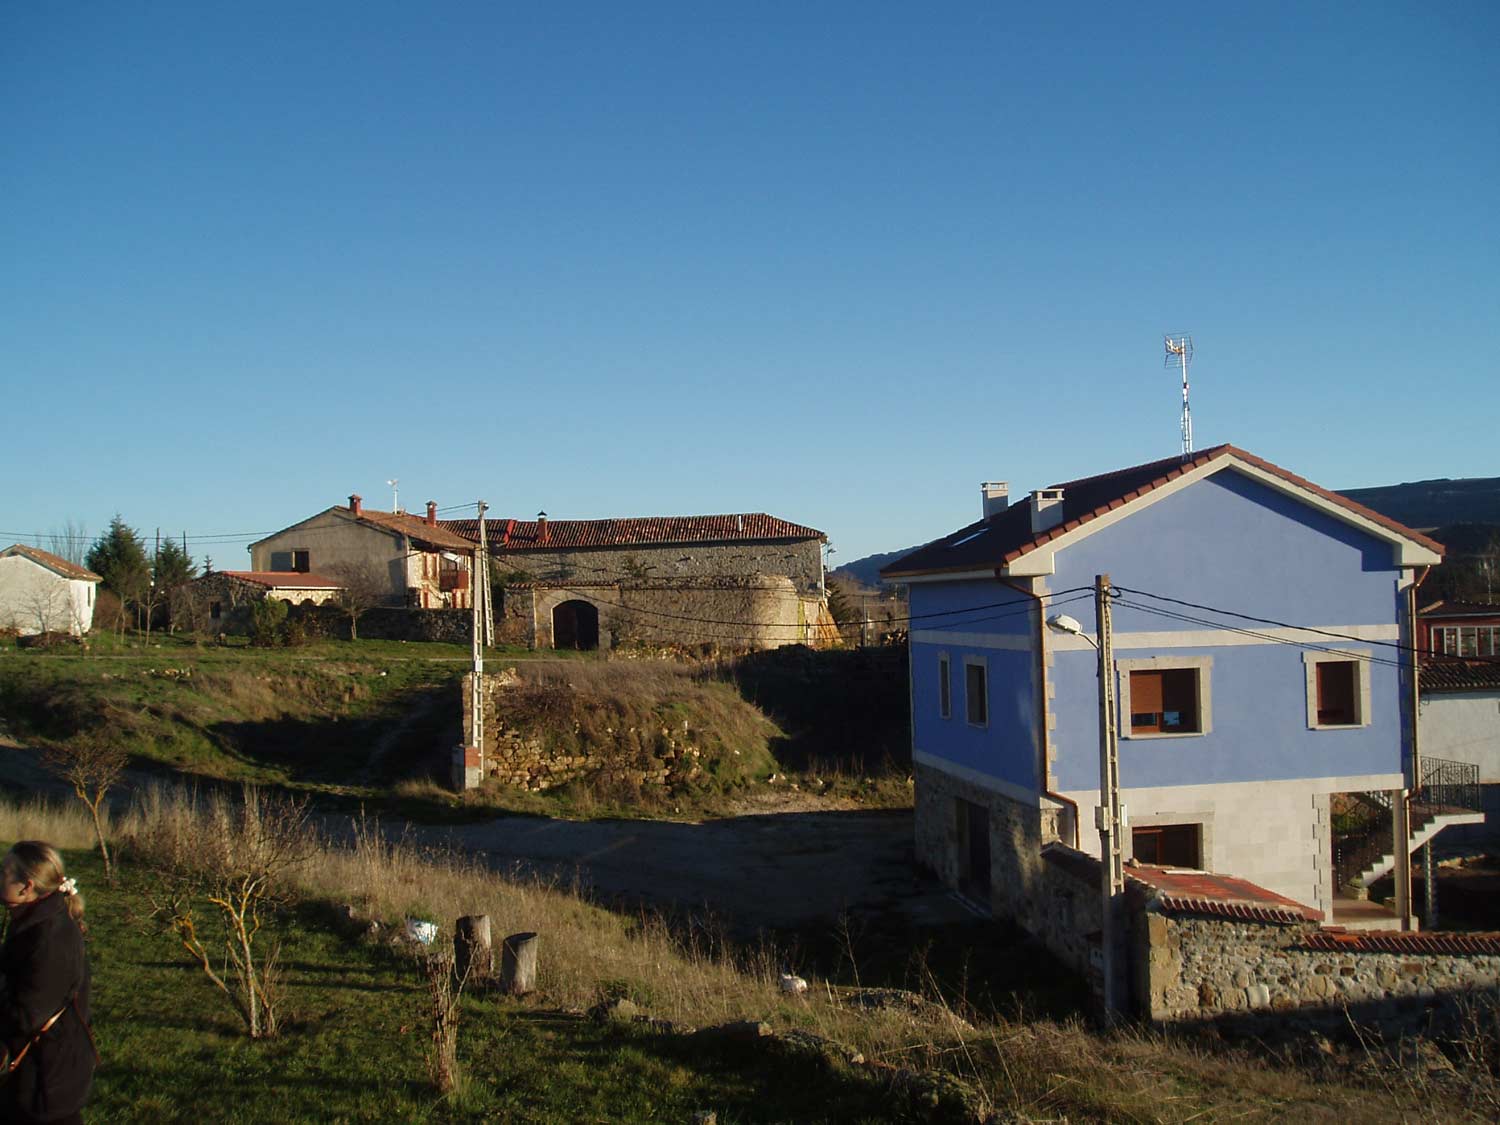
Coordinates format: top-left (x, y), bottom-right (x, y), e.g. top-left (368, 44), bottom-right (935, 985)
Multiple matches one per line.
top-left (881, 446), bottom-right (1497, 1018)
top-left (246, 495), bottom-right (475, 609)
top-left (0, 545), bottom-right (101, 636)
top-left (441, 512), bottom-right (833, 651)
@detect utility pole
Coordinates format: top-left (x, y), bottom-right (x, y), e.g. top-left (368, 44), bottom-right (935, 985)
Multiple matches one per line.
top-left (479, 506), bottom-right (493, 646)
top-left (1094, 574), bottom-right (1125, 1019)
top-left (471, 500), bottom-right (488, 780)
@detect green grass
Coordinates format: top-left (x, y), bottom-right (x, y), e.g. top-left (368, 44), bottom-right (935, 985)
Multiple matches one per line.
top-left (56, 847), bottom-right (900, 1124)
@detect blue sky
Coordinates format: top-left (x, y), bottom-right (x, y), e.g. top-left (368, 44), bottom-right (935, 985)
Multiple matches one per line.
top-left (4, 3), bottom-right (1497, 568)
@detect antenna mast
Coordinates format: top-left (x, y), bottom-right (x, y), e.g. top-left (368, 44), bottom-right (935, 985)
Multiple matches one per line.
top-left (1164, 334), bottom-right (1194, 455)
top-left (387, 478), bottom-right (400, 513)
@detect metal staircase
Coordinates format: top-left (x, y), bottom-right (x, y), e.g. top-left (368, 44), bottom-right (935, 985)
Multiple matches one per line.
top-left (1334, 757), bottom-right (1484, 898)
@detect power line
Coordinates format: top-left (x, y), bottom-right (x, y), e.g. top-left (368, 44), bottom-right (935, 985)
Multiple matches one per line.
top-left (1112, 584), bottom-right (1500, 668)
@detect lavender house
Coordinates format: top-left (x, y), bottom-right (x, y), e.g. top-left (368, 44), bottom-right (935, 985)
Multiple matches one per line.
top-left (882, 446), bottom-right (1470, 935)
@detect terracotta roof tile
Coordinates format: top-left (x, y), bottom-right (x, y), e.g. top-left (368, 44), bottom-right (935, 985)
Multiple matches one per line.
top-left (882, 445), bottom-right (1443, 579)
top-left (441, 513), bottom-right (825, 551)
top-left (345, 508), bottom-right (475, 552)
top-left (0, 544), bottom-right (102, 582)
top-left (1043, 846), bottom-right (1323, 923)
top-left (1421, 661), bottom-right (1500, 692)
top-left (1302, 929), bottom-right (1500, 956)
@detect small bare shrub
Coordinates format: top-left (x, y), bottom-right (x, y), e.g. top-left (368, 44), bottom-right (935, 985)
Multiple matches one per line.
top-left (135, 785), bottom-right (313, 1039)
top-left (43, 734), bottom-right (128, 879)
top-left (418, 940), bottom-right (474, 1095)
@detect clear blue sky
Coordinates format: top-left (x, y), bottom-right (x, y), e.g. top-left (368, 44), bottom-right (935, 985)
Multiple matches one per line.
top-left (5, 3), bottom-right (1497, 568)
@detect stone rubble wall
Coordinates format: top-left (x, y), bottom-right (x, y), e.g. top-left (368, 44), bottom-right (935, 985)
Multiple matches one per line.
top-left (1137, 909), bottom-right (1500, 1033)
top-left (460, 671), bottom-right (707, 791)
top-left (492, 538), bottom-right (825, 596)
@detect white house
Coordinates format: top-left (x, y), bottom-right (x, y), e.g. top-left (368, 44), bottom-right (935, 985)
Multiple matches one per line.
top-left (0, 545), bottom-right (102, 636)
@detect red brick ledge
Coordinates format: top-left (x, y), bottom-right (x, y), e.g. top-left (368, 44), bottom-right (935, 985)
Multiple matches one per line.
top-left (1301, 929), bottom-right (1500, 956)
top-left (1153, 895), bottom-right (1321, 926)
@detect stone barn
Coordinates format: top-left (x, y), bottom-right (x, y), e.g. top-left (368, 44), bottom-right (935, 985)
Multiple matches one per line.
top-left (442, 512), bottom-right (835, 651)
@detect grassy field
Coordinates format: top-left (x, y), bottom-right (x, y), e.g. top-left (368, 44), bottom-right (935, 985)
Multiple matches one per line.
top-left (0, 632), bottom-right (913, 822)
top-left (3, 794), bottom-right (1493, 1124)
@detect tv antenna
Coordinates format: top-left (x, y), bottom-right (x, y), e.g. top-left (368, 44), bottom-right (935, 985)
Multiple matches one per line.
top-left (387, 478), bottom-right (400, 513)
top-left (1164, 334), bottom-right (1194, 455)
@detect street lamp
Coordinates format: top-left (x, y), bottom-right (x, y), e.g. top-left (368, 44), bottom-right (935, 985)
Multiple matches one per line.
top-left (1047, 578), bottom-right (1125, 1021)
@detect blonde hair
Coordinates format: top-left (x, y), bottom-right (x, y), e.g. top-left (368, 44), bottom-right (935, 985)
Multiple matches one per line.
top-left (4, 841), bottom-right (86, 930)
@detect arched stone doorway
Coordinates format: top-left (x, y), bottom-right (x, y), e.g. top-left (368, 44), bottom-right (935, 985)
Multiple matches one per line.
top-left (552, 599), bottom-right (600, 651)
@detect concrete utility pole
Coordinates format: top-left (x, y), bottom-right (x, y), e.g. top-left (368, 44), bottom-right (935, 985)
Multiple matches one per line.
top-left (471, 500), bottom-right (489, 779)
top-left (1095, 574), bottom-right (1125, 1018)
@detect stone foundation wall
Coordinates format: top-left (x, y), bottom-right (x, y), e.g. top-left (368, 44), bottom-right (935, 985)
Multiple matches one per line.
top-left (1137, 909), bottom-right (1500, 1033)
top-left (913, 761), bottom-right (1045, 931)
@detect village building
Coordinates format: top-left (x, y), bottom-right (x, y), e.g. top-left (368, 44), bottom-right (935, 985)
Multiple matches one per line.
top-left (247, 495), bottom-right (475, 609)
top-left (442, 512), bottom-right (833, 651)
top-left (0, 545), bottom-right (101, 636)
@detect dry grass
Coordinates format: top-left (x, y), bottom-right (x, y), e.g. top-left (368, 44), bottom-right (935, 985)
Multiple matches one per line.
top-left (7, 788), bottom-right (1495, 1123)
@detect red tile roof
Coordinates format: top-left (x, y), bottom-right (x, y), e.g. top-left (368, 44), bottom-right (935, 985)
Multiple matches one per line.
top-left (342, 508), bottom-right (475, 552)
top-left (441, 513), bottom-right (826, 551)
top-left (0, 544), bottom-right (101, 582)
top-left (1043, 845), bottom-right (1323, 924)
top-left (1421, 660), bottom-right (1500, 693)
top-left (1420, 599), bottom-right (1500, 619)
top-left (216, 571), bottom-right (344, 589)
top-left (882, 445), bottom-right (1444, 578)
top-left (1302, 929), bottom-right (1500, 956)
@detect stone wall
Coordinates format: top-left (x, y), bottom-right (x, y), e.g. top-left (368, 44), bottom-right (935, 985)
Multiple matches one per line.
top-left (290, 605), bottom-right (471, 643)
top-left (913, 762), bottom-right (1046, 932)
top-left (502, 576), bottom-right (834, 652)
top-left (492, 538), bottom-right (824, 596)
top-left (1135, 907), bottom-right (1500, 1034)
top-left (460, 670), bottom-right (707, 791)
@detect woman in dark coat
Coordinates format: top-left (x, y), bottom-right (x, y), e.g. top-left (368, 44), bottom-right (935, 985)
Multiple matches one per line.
top-left (0, 840), bottom-right (95, 1125)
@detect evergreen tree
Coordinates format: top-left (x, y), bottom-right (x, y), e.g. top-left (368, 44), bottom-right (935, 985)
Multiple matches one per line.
top-left (85, 516), bottom-right (150, 602)
top-left (153, 537), bottom-right (198, 592)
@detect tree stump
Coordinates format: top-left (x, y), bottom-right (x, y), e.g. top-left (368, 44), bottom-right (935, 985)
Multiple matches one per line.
top-left (500, 931), bottom-right (538, 995)
top-left (454, 914), bottom-right (493, 982)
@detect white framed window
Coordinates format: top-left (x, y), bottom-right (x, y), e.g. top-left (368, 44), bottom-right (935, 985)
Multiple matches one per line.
top-left (964, 655), bottom-right (988, 727)
top-left (938, 652), bottom-right (952, 719)
top-left (1431, 625), bottom-right (1500, 658)
top-left (1116, 654), bottom-right (1213, 739)
top-left (1303, 649), bottom-right (1371, 729)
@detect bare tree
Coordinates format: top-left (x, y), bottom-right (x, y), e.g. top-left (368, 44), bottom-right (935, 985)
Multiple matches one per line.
top-left (325, 561), bottom-right (387, 641)
top-left (46, 520), bottom-right (89, 567)
top-left (43, 736), bottom-right (128, 880)
top-left (22, 581), bottom-right (70, 639)
top-left (143, 786), bottom-right (312, 1039)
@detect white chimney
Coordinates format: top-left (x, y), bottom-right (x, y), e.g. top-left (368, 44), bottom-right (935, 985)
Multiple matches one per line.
top-left (981, 481), bottom-right (1009, 521)
top-left (1030, 488), bottom-right (1065, 534)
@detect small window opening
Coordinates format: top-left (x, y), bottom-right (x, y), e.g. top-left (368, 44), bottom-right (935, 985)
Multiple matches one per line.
top-left (1316, 660), bottom-right (1358, 725)
top-left (1129, 669), bottom-right (1200, 733)
top-left (965, 661), bottom-right (988, 726)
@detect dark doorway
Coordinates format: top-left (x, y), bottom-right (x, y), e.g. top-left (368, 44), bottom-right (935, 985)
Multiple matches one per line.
top-left (959, 800), bottom-right (991, 904)
top-left (553, 599), bottom-right (600, 651)
top-left (1132, 823), bottom-right (1201, 868)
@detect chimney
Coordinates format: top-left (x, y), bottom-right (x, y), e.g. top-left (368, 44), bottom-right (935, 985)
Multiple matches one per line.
top-left (1030, 488), bottom-right (1065, 534)
top-left (425, 500), bottom-right (437, 526)
top-left (349, 493), bottom-right (363, 517)
top-left (981, 481), bottom-right (1009, 521)
top-left (537, 510), bottom-right (549, 545)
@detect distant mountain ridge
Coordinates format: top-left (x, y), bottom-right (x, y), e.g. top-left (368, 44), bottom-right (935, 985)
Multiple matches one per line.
top-left (1338, 477), bottom-right (1500, 531)
top-left (839, 475), bottom-right (1500, 583)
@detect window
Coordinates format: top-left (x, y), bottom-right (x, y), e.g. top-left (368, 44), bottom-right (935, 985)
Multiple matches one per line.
top-left (1132, 824), bottom-right (1201, 868)
top-left (1116, 655), bottom-right (1213, 738)
top-left (938, 653), bottom-right (952, 719)
top-left (210, 601), bottom-right (222, 621)
top-left (1432, 625), bottom-right (1500, 658)
top-left (291, 549), bottom-right (310, 573)
top-left (964, 657), bottom-right (988, 726)
top-left (1304, 650), bottom-right (1371, 729)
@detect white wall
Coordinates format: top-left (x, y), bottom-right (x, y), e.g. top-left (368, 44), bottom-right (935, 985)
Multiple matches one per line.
top-left (0, 557), bottom-right (95, 635)
top-left (1419, 692), bottom-right (1500, 782)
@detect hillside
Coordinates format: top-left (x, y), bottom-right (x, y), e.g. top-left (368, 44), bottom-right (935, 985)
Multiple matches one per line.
top-left (1338, 476), bottom-right (1500, 529)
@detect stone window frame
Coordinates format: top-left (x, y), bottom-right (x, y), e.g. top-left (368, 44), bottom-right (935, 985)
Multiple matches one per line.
top-left (963, 655), bottom-right (989, 728)
top-left (1116, 654), bottom-right (1214, 739)
top-left (1302, 648), bottom-right (1372, 730)
top-left (938, 651), bottom-right (952, 720)
top-left (1126, 811), bottom-right (1214, 871)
